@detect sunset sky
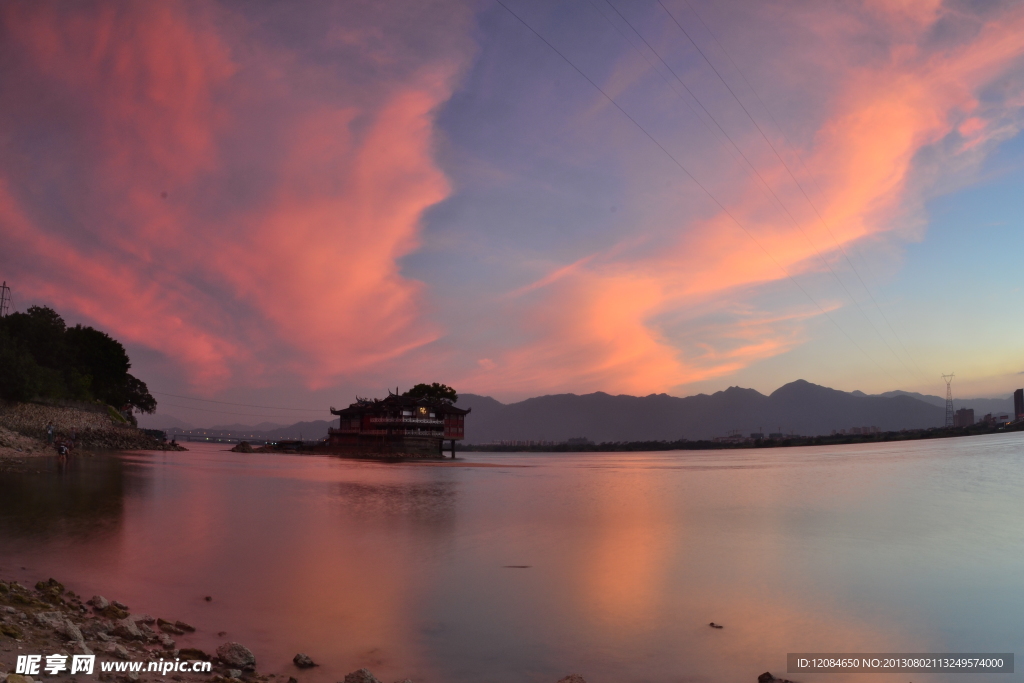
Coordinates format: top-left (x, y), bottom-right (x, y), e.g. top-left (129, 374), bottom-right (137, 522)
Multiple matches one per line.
top-left (2, 0), bottom-right (1023, 426)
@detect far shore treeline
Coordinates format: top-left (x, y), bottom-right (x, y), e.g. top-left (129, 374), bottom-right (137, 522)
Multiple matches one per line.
top-left (0, 305), bottom-right (156, 414)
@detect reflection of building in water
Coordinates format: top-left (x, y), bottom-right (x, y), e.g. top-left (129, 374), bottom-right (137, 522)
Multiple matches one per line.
top-left (329, 392), bottom-right (469, 457)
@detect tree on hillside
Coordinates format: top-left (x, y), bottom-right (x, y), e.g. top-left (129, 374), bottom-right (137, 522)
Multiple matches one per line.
top-left (403, 382), bottom-right (458, 404)
top-left (66, 325), bottom-right (130, 404)
top-left (0, 327), bottom-right (47, 401)
top-left (124, 374), bottom-right (157, 414)
top-left (0, 305), bottom-right (157, 413)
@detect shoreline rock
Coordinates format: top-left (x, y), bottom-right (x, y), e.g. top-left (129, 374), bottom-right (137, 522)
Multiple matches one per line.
top-left (0, 402), bottom-right (186, 458)
top-left (0, 576), bottom-right (251, 683)
top-left (4, 574), bottom-right (774, 682)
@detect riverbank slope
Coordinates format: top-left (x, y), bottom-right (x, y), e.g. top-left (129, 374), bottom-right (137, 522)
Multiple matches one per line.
top-left (0, 402), bottom-right (184, 458)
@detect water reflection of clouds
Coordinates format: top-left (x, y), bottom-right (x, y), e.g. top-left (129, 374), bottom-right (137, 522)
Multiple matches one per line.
top-left (0, 454), bottom-right (128, 541)
top-left (332, 479), bottom-right (458, 531)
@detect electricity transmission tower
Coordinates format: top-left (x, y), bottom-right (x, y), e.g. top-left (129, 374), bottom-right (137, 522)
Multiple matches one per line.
top-left (941, 373), bottom-right (955, 428)
top-left (0, 281), bottom-right (11, 318)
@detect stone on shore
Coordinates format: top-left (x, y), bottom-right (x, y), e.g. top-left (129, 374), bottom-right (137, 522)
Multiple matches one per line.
top-left (216, 642), bottom-right (256, 670)
top-left (292, 653), bottom-right (316, 668)
top-left (158, 618), bottom-right (185, 634)
top-left (81, 620), bottom-right (109, 639)
top-left (0, 623), bottom-right (25, 638)
top-left (113, 617), bottom-right (145, 640)
top-left (175, 620), bottom-right (196, 632)
top-left (178, 647), bottom-right (212, 661)
top-left (101, 603), bottom-right (129, 619)
top-left (33, 611), bottom-right (64, 630)
top-left (758, 673), bottom-right (795, 683)
top-left (88, 595), bottom-right (110, 610)
top-left (34, 579), bottom-right (64, 604)
top-left (231, 442), bottom-right (254, 453)
top-left (60, 616), bottom-right (84, 643)
top-left (343, 669), bottom-right (381, 683)
top-left (7, 675), bottom-right (35, 683)
top-left (106, 642), bottom-right (130, 660)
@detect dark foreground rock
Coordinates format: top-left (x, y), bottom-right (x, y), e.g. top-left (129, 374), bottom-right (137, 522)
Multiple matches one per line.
top-left (2, 574), bottom-right (593, 683)
top-left (216, 642), bottom-right (256, 670)
top-left (343, 670), bottom-right (380, 683)
top-left (0, 577), bottom-right (263, 683)
top-left (759, 672), bottom-right (796, 683)
top-left (292, 653), bottom-right (316, 668)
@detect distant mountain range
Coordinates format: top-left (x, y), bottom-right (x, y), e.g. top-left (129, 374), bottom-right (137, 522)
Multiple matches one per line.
top-left (137, 380), bottom-right (1016, 444)
top-left (873, 390), bottom-right (1012, 416)
top-left (453, 381), bottom-right (1016, 443)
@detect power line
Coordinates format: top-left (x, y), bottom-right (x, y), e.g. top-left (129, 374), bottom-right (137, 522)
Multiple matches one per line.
top-left (491, 0), bottom-right (900, 385)
top-left (584, 0), bottom-right (745, 167)
top-left (676, 0), bottom-right (928, 382)
top-left (656, 0), bottom-right (926, 383)
top-left (597, 0), bottom-right (914, 382)
top-left (158, 401), bottom-right (326, 420)
top-left (151, 391), bottom-right (325, 412)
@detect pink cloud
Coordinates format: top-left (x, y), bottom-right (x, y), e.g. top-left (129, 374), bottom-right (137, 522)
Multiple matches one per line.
top-left (0, 1), bottom-right (473, 393)
top-left (1, 0), bottom-right (1022, 402)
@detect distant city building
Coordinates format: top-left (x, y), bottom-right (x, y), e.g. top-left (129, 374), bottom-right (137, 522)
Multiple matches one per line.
top-left (1015, 389), bottom-right (1023, 419)
top-left (981, 412), bottom-right (1012, 426)
top-left (329, 392), bottom-right (469, 457)
top-left (769, 432), bottom-right (784, 439)
top-left (953, 408), bottom-right (974, 428)
top-left (566, 437), bottom-right (593, 446)
top-left (750, 432), bottom-right (764, 439)
top-left (849, 426), bottom-right (879, 435)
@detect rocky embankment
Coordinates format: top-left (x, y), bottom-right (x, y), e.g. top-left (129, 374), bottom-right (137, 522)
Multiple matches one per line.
top-left (0, 577), bottom-right (789, 683)
top-left (0, 577), bottom-right (259, 683)
top-left (0, 426), bottom-right (45, 458)
top-left (0, 403), bottom-right (185, 457)
top-left (0, 578), bottom-right (599, 683)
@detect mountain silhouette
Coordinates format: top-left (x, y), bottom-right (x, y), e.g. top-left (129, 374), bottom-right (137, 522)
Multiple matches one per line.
top-left (455, 379), bottom-right (949, 442)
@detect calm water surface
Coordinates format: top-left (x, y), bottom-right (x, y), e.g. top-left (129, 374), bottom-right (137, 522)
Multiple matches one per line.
top-left (2, 434), bottom-right (1024, 683)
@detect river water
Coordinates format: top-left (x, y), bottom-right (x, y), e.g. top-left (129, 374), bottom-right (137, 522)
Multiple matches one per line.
top-left (2, 434), bottom-right (1023, 683)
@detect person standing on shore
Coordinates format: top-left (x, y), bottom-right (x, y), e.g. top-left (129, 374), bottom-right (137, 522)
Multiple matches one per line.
top-left (46, 422), bottom-right (54, 444)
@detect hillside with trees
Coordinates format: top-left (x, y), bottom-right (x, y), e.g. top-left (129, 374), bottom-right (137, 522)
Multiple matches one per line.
top-left (0, 306), bottom-right (156, 417)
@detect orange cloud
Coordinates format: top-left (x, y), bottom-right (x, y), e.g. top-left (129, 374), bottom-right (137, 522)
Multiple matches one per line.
top-left (1, 1), bottom-right (1022, 402)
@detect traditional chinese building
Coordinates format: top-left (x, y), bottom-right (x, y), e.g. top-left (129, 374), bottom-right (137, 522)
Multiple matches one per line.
top-left (327, 392), bottom-right (469, 457)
